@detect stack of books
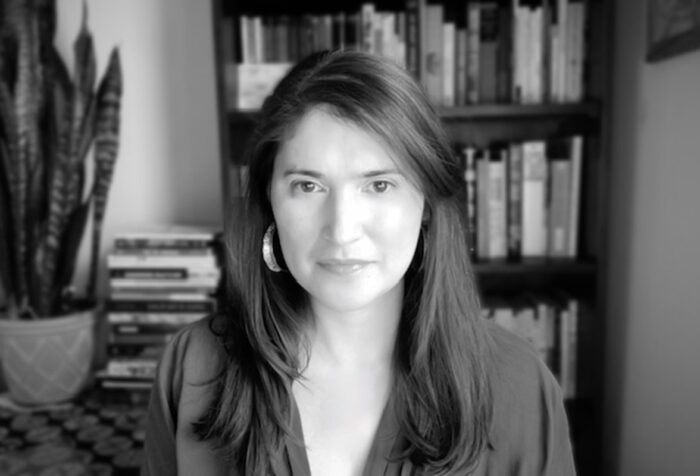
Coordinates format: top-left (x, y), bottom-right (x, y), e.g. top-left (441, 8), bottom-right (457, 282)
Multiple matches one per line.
top-left (96, 226), bottom-right (223, 391)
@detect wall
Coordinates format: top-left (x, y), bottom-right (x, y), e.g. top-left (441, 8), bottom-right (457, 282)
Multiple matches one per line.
top-left (605, 1), bottom-right (700, 475)
top-left (55, 0), bottom-right (223, 294)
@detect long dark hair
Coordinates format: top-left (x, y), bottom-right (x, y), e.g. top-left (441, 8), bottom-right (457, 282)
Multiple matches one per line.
top-left (194, 50), bottom-right (493, 474)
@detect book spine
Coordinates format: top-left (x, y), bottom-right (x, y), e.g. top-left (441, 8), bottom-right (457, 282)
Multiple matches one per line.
top-left (507, 143), bottom-right (523, 259)
top-left (476, 149), bottom-right (491, 260)
top-left (496, 6), bottom-right (513, 103)
top-left (478, 2), bottom-right (499, 104)
top-left (567, 135), bottom-right (583, 257)
top-left (424, 4), bottom-right (444, 105)
top-left (107, 253), bottom-right (218, 269)
top-left (106, 359), bottom-right (158, 379)
top-left (107, 343), bottom-right (166, 358)
top-left (109, 268), bottom-right (188, 280)
top-left (109, 277), bottom-right (220, 290)
top-left (114, 238), bottom-right (215, 250)
top-left (547, 139), bottom-right (572, 257)
top-left (252, 16), bottom-right (264, 64)
top-left (488, 146), bottom-right (508, 259)
top-left (110, 322), bottom-right (191, 336)
top-left (361, 3), bottom-right (376, 54)
top-left (107, 312), bottom-right (206, 325)
top-left (106, 300), bottom-right (216, 313)
top-left (456, 28), bottom-right (468, 106)
top-left (464, 146), bottom-right (478, 259)
top-left (521, 140), bottom-right (548, 257)
top-left (108, 333), bottom-right (176, 346)
top-left (466, 2), bottom-right (481, 104)
top-left (442, 21), bottom-right (456, 107)
top-left (405, 0), bottom-right (420, 79)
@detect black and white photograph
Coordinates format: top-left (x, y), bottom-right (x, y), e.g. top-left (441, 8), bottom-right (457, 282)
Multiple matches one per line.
top-left (0, 1), bottom-right (698, 475)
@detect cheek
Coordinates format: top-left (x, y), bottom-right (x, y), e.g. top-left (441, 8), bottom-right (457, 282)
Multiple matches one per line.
top-left (377, 203), bottom-right (423, 260)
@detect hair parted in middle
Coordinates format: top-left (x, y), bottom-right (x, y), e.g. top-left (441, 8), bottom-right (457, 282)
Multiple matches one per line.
top-left (194, 50), bottom-right (494, 474)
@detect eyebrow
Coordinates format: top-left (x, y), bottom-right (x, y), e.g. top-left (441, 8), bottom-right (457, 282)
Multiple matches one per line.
top-left (282, 168), bottom-right (403, 179)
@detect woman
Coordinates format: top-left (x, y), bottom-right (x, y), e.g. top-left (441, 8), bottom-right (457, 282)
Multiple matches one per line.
top-left (143, 50), bottom-right (576, 475)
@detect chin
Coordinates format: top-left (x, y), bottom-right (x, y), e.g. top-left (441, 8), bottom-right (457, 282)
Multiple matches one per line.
top-left (307, 278), bottom-right (403, 313)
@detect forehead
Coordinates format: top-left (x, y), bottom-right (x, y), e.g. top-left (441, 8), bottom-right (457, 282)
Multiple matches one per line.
top-left (274, 107), bottom-right (401, 173)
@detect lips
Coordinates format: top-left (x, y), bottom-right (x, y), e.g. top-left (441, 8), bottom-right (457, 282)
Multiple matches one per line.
top-left (317, 259), bottom-right (373, 275)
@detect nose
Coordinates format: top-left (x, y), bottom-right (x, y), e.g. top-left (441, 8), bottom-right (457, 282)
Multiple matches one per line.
top-left (323, 188), bottom-right (364, 245)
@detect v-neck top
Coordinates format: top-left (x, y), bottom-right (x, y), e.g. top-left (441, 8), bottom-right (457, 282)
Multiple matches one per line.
top-left (142, 315), bottom-right (576, 475)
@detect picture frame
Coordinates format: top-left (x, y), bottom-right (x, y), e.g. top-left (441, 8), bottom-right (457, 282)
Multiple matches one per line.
top-left (647, 0), bottom-right (700, 62)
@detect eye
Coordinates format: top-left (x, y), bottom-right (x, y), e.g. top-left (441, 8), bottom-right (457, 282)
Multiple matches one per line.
top-left (368, 180), bottom-right (393, 193)
top-left (292, 181), bottom-right (323, 193)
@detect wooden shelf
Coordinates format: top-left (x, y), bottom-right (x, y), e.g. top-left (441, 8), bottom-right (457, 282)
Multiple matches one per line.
top-left (474, 259), bottom-right (597, 295)
top-left (473, 258), bottom-right (596, 275)
top-left (228, 101), bottom-right (600, 125)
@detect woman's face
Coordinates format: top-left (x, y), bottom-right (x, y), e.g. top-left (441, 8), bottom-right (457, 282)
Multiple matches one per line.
top-left (269, 107), bottom-right (425, 314)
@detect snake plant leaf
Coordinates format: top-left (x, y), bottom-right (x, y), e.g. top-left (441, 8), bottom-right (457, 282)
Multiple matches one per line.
top-left (88, 47), bottom-right (121, 298)
top-left (53, 197), bottom-right (90, 310)
top-left (0, 80), bottom-right (18, 303)
top-left (36, 76), bottom-right (74, 316)
top-left (0, 139), bottom-right (15, 315)
top-left (64, 5), bottom-right (94, 216)
top-left (1, 0), bottom-right (36, 309)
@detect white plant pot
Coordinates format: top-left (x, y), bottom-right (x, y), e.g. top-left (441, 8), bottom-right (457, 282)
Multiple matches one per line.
top-left (0, 309), bottom-right (95, 406)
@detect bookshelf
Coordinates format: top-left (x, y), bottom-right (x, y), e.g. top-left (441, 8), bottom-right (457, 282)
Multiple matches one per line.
top-left (210, 1), bottom-right (612, 474)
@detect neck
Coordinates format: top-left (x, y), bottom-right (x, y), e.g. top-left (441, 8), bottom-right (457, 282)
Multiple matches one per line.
top-left (303, 282), bottom-right (403, 371)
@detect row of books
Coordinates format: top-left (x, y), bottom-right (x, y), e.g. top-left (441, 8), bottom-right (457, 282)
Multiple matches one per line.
top-left (96, 226), bottom-right (223, 391)
top-left (482, 292), bottom-right (580, 399)
top-left (221, 0), bottom-right (587, 109)
top-left (460, 135), bottom-right (583, 261)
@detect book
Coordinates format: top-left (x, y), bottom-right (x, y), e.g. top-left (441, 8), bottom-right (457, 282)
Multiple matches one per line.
top-left (463, 145), bottom-right (478, 259)
top-left (107, 252), bottom-right (218, 268)
top-left (424, 4), bottom-right (444, 105)
top-left (442, 21), bottom-right (456, 107)
top-left (110, 322), bottom-right (193, 336)
top-left (110, 247), bottom-right (216, 257)
top-left (496, 6), bottom-right (513, 103)
top-left (521, 141), bottom-right (548, 257)
top-left (229, 62), bottom-right (293, 110)
top-left (466, 1), bottom-right (481, 104)
top-left (476, 149), bottom-right (491, 260)
top-left (107, 333), bottom-right (176, 346)
top-left (114, 225), bottom-right (220, 248)
top-left (479, 2), bottom-right (499, 104)
top-left (507, 142), bottom-right (523, 259)
top-left (455, 28), bottom-right (468, 106)
top-left (567, 135), bottom-right (583, 257)
top-left (488, 145), bottom-right (508, 259)
top-left (107, 343), bottom-right (166, 358)
top-left (107, 312), bottom-right (206, 325)
top-left (109, 291), bottom-right (213, 301)
top-left (361, 3), bottom-right (377, 54)
top-left (108, 268), bottom-right (219, 281)
top-left (105, 359), bottom-right (158, 379)
top-left (547, 138), bottom-right (573, 257)
top-left (106, 299), bottom-right (216, 314)
top-left (405, 0), bottom-right (421, 79)
top-left (109, 277), bottom-right (220, 290)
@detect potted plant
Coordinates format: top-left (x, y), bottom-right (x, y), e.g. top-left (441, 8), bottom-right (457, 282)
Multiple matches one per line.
top-left (0, 0), bottom-right (122, 405)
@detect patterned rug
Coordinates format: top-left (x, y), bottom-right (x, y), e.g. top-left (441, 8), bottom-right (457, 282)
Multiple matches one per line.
top-left (0, 388), bottom-right (149, 475)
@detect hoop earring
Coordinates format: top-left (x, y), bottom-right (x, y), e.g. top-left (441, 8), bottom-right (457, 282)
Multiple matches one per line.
top-left (262, 223), bottom-right (283, 272)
